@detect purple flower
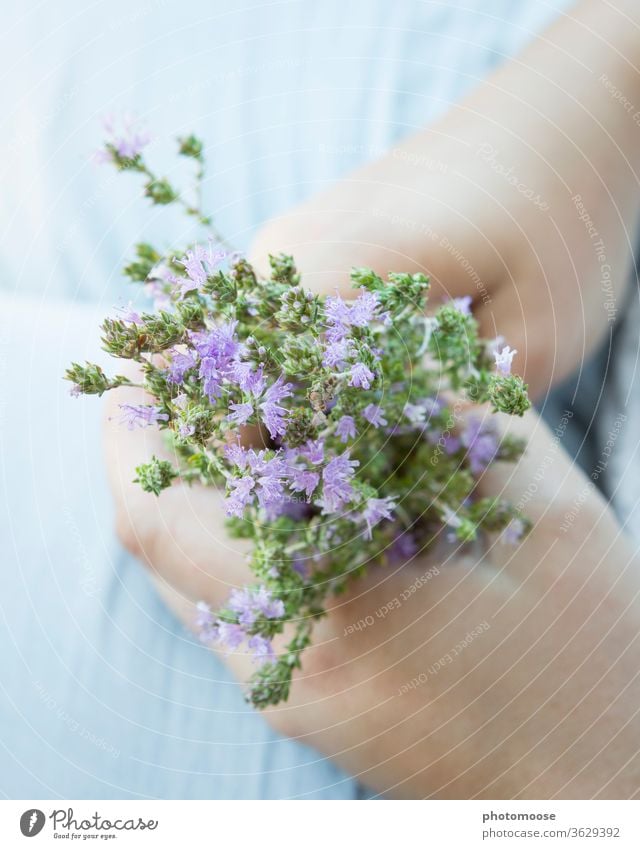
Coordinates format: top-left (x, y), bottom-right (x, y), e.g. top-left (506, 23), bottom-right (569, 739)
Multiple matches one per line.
top-left (178, 423), bottom-right (196, 438)
top-left (195, 601), bottom-right (218, 643)
top-left (503, 518), bottom-right (525, 545)
top-left (226, 476), bottom-right (256, 518)
top-left (228, 585), bottom-right (285, 628)
top-left (175, 243), bottom-right (226, 295)
top-left (350, 290), bottom-right (381, 326)
top-left (360, 497), bottom-right (396, 539)
top-left (228, 588), bottom-right (257, 627)
top-left (363, 403), bottom-right (387, 428)
top-left (227, 402), bottom-right (253, 425)
top-left (325, 291), bottom-right (381, 341)
top-left (449, 295), bottom-right (472, 316)
top-left (167, 348), bottom-right (197, 384)
top-left (118, 404), bottom-right (168, 429)
top-left (114, 301), bottom-right (142, 325)
top-left (217, 621), bottom-right (246, 651)
top-left (462, 416), bottom-right (499, 475)
top-left (144, 267), bottom-right (173, 310)
top-left (320, 452), bottom-right (359, 513)
top-left (199, 357), bottom-right (223, 401)
top-left (300, 439), bottom-right (324, 465)
top-left (335, 415), bottom-right (356, 443)
top-left (290, 468), bottom-right (320, 498)
top-left (247, 634), bottom-right (276, 665)
top-left (254, 464), bottom-right (287, 511)
top-left (494, 345), bottom-right (517, 376)
top-left (251, 585), bottom-right (285, 619)
top-left (230, 361), bottom-right (265, 396)
top-left (349, 362), bottom-right (375, 389)
top-left (95, 113), bottom-right (150, 163)
top-left (224, 443), bottom-right (249, 469)
top-left (389, 530), bottom-right (418, 564)
top-left (190, 321), bottom-right (239, 362)
top-left (259, 374), bottom-right (293, 439)
top-left (324, 294), bottom-right (353, 341)
top-left (403, 403), bottom-right (427, 426)
top-left (443, 435), bottom-right (461, 455)
top-left (488, 335), bottom-right (506, 356)
top-left (323, 338), bottom-right (350, 369)
top-left (224, 448), bottom-right (288, 516)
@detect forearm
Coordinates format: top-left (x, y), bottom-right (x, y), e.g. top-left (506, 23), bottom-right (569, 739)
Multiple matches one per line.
top-left (277, 526), bottom-right (640, 799)
top-left (252, 0), bottom-right (640, 392)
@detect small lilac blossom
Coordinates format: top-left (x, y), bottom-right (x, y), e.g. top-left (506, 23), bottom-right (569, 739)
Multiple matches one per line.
top-left (228, 588), bottom-right (258, 627)
top-left (349, 362), bottom-right (374, 389)
top-left (144, 266), bottom-right (173, 310)
top-left (290, 468), bottom-right (320, 499)
top-left (225, 443), bottom-right (248, 470)
top-left (115, 301), bottom-right (143, 325)
top-left (178, 422), bottom-right (196, 438)
top-left (195, 601), bottom-right (218, 643)
top-left (361, 497), bottom-right (396, 540)
top-left (320, 452), bottom-right (359, 513)
top-left (175, 243), bottom-right (226, 294)
top-left (335, 415), bottom-right (356, 443)
top-left (251, 585), bottom-right (285, 619)
top-left (503, 518), bottom-right (525, 545)
top-left (403, 402), bottom-right (427, 426)
top-left (227, 586), bottom-right (283, 627)
top-left (449, 295), bottom-right (472, 315)
top-left (226, 476), bottom-right (256, 517)
top-left (254, 463), bottom-right (287, 510)
top-left (422, 397), bottom-right (444, 416)
top-left (189, 320), bottom-right (239, 363)
top-left (494, 345), bottom-right (517, 376)
top-left (443, 435), bottom-right (461, 455)
top-left (248, 634), bottom-right (276, 665)
top-left (389, 531), bottom-right (418, 564)
top-left (118, 404), bottom-right (168, 430)
top-left (227, 401), bottom-right (253, 425)
top-left (231, 361), bottom-right (265, 396)
top-left (324, 294), bottom-right (352, 341)
top-left (167, 348), bottom-right (197, 384)
top-left (363, 403), bottom-right (387, 428)
top-left (323, 337), bottom-right (350, 369)
top-left (350, 290), bottom-right (380, 326)
top-left (300, 439), bottom-right (325, 465)
top-left (224, 448), bottom-right (288, 516)
top-left (95, 113), bottom-right (150, 163)
top-left (488, 335), bottom-right (506, 356)
top-left (462, 417), bottom-right (499, 475)
top-left (259, 374), bottom-right (293, 439)
top-left (216, 621), bottom-right (246, 651)
top-left (199, 357), bottom-right (223, 401)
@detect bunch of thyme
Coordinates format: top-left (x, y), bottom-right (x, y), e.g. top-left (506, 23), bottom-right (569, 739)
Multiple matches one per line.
top-left (67, 118), bottom-right (531, 708)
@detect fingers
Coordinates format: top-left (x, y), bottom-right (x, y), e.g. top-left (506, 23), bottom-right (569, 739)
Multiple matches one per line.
top-left (103, 371), bottom-right (253, 607)
top-left (466, 405), bottom-right (614, 534)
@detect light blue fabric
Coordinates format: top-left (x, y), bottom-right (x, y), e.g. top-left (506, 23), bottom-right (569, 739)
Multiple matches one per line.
top-left (0, 0), bottom-right (574, 798)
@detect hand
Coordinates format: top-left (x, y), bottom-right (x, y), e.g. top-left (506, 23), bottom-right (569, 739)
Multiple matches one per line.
top-left (105, 377), bottom-right (640, 799)
top-left (251, 0), bottom-right (640, 399)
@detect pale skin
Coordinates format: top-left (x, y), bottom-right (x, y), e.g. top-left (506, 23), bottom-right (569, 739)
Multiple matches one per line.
top-left (105, 0), bottom-right (640, 797)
